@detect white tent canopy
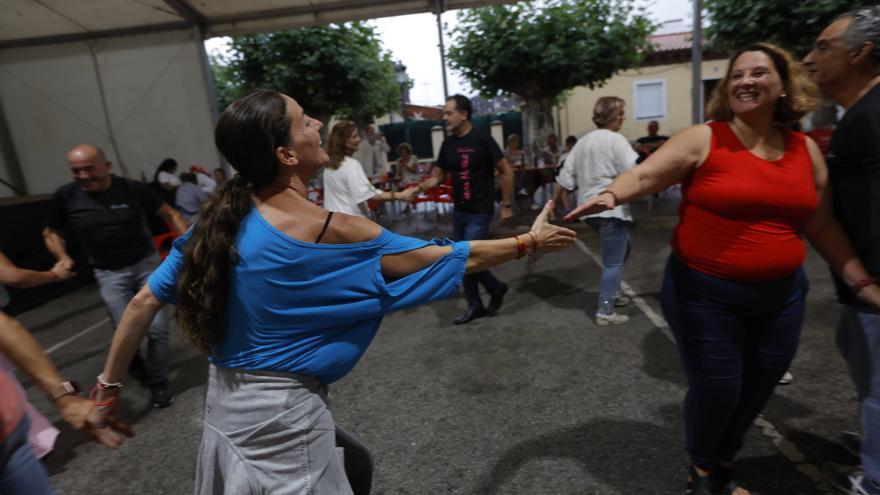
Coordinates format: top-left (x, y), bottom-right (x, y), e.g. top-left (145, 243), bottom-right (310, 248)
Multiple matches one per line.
top-left (1, 0), bottom-right (515, 48)
top-left (0, 0), bottom-right (513, 197)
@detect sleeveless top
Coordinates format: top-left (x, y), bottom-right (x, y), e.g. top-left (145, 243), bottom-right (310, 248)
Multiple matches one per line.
top-left (671, 121), bottom-right (818, 281)
top-left (149, 209), bottom-right (469, 383)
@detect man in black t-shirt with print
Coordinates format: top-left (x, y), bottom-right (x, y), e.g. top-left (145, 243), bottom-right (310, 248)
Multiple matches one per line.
top-left (804, 7), bottom-right (880, 495)
top-left (416, 95), bottom-right (514, 324)
top-left (43, 144), bottom-right (188, 408)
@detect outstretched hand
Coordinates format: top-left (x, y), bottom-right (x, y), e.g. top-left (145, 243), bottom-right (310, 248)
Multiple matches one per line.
top-left (563, 192), bottom-right (616, 222)
top-left (531, 200), bottom-right (577, 255)
top-left (83, 389), bottom-right (135, 448)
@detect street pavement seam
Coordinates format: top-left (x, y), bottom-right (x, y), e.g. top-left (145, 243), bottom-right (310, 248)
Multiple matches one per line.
top-left (44, 316), bottom-right (110, 355)
top-left (573, 238), bottom-right (835, 494)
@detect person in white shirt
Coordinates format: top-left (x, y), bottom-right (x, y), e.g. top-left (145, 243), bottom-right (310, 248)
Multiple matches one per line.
top-left (190, 165), bottom-right (217, 194)
top-left (353, 125), bottom-right (391, 176)
top-left (557, 96), bottom-right (638, 326)
top-left (323, 121), bottom-right (418, 217)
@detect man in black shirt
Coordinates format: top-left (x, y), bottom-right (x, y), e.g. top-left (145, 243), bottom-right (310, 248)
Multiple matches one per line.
top-left (417, 95), bottom-right (514, 324)
top-left (634, 120), bottom-right (668, 163)
top-left (43, 144), bottom-right (187, 408)
top-left (804, 7), bottom-right (880, 494)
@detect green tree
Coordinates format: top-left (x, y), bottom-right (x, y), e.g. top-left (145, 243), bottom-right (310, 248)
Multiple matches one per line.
top-left (706, 0), bottom-right (873, 57)
top-left (448, 0), bottom-right (653, 158)
top-left (211, 23), bottom-right (403, 131)
top-left (705, 0), bottom-right (873, 126)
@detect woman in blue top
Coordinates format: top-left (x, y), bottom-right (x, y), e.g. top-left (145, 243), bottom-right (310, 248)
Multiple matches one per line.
top-left (86, 90), bottom-right (576, 495)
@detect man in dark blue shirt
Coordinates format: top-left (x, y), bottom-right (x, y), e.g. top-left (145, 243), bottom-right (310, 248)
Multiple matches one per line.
top-left (416, 95), bottom-right (514, 324)
top-left (42, 144), bottom-right (187, 408)
top-left (804, 7), bottom-right (880, 494)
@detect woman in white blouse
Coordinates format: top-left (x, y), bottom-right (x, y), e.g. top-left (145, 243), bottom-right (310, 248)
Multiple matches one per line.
top-left (323, 121), bottom-right (418, 217)
top-left (557, 97), bottom-right (638, 326)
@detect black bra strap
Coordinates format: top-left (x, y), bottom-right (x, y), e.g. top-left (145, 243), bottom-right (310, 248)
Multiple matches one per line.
top-left (315, 211), bottom-right (333, 244)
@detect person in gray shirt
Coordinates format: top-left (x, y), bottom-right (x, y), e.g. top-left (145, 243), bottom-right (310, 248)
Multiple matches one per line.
top-left (175, 172), bottom-right (208, 225)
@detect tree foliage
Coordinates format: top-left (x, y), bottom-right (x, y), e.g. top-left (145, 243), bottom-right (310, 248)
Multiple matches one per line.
top-left (448, 0), bottom-right (654, 101)
top-left (706, 0), bottom-right (874, 57)
top-left (211, 23), bottom-right (403, 127)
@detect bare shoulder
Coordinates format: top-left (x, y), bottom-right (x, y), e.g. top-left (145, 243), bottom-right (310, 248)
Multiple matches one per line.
top-left (324, 213), bottom-right (383, 244)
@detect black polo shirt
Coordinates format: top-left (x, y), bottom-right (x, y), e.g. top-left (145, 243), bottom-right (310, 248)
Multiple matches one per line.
top-left (437, 127), bottom-right (504, 214)
top-left (827, 83), bottom-right (880, 306)
top-left (47, 175), bottom-right (164, 270)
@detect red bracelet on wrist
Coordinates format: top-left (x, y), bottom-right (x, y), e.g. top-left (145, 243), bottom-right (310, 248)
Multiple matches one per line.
top-left (514, 235), bottom-right (526, 259)
top-left (852, 277), bottom-right (877, 294)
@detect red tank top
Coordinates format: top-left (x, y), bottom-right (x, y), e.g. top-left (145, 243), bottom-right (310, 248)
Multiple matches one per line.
top-left (672, 122), bottom-right (818, 281)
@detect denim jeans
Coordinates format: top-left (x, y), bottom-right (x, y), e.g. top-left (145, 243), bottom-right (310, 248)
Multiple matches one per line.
top-left (662, 255), bottom-right (807, 469)
top-left (93, 252), bottom-right (170, 386)
top-left (836, 306), bottom-right (880, 482)
top-left (584, 217), bottom-right (630, 316)
top-left (0, 416), bottom-right (56, 494)
top-left (452, 210), bottom-right (505, 309)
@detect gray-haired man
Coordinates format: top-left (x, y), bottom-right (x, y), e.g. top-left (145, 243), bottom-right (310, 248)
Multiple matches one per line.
top-left (804, 6), bottom-right (880, 494)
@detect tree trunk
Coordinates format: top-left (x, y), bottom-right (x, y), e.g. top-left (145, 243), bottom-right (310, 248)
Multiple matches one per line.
top-left (520, 95), bottom-right (557, 166)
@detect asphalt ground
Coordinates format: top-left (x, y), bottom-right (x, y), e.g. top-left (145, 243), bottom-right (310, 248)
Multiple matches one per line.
top-left (11, 193), bottom-right (860, 494)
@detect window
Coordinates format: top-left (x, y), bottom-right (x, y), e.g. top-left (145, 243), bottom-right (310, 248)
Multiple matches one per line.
top-left (633, 79), bottom-right (666, 120)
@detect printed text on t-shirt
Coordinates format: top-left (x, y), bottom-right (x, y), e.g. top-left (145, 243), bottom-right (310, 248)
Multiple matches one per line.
top-left (457, 147), bottom-right (475, 202)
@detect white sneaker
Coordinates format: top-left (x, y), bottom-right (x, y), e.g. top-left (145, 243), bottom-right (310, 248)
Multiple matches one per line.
top-left (596, 313), bottom-right (629, 326)
top-left (778, 371), bottom-right (793, 385)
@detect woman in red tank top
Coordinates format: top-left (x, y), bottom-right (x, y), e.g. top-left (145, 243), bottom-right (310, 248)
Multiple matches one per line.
top-left (566, 42), bottom-right (880, 495)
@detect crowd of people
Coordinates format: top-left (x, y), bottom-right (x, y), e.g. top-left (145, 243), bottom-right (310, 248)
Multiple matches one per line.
top-left (0, 6), bottom-right (878, 495)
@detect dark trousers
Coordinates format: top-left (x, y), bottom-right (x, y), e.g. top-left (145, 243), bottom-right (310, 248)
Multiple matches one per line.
top-left (452, 210), bottom-right (504, 309)
top-left (661, 255), bottom-right (807, 469)
top-left (336, 426), bottom-right (373, 495)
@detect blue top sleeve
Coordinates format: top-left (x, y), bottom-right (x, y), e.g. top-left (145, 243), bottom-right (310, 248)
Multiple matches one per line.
top-left (147, 230), bottom-right (191, 304)
top-left (373, 230), bottom-right (470, 313)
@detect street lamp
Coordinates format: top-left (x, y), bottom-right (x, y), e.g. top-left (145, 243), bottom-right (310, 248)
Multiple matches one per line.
top-left (393, 62), bottom-right (410, 144)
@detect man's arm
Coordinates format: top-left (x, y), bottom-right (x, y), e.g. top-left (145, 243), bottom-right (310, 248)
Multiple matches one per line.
top-left (42, 227), bottom-right (74, 270)
top-left (0, 311), bottom-right (127, 447)
top-left (495, 158), bottom-right (514, 221)
top-left (0, 251), bottom-right (74, 288)
top-left (156, 203), bottom-right (188, 234)
top-left (417, 166), bottom-right (448, 192)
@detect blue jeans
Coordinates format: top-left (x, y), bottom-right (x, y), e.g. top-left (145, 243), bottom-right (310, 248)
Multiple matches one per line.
top-left (662, 255), bottom-right (807, 469)
top-left (93, 252), bottom-right (170, 386)
top-left (0, 417), bottom-right (56, 494)
top-left (836, 306), bottom-right (880, 482)
top-left (452, 210), bottom-right (504, 309)
top-left (584, 217), bottom-right (630, 316)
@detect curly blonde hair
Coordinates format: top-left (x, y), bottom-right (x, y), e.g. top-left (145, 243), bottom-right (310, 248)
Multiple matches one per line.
top-left (325, 120), bottom-right (358, 170)
top-left (707, 42), bottom-right (818, 124)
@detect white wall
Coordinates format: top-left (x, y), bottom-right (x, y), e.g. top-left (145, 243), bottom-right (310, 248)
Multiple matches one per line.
top-left (0, 28), bottom-right (217, 196)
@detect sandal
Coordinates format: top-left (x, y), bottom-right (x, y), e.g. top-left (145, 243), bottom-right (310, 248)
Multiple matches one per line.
top-left (713, 464), bottom-right (755, 495)
top-left (688, 464), bottom-right (714, 495)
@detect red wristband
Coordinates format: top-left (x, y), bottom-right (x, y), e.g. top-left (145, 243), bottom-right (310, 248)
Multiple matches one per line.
top-left (852, 277), bottom-right (877, 294)
top-left (514, 235), bottom-right (526, 259)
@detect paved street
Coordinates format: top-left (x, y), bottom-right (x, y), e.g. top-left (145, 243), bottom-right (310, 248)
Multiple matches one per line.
top-left (13, 195), bottom-right (858, 494)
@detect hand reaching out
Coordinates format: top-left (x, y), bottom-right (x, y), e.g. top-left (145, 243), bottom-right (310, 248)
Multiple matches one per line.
top-left (531, 200), bottom-right (577, 256)
top-left (563, 192), bottom-right (617, 222)
top-left (50, 261), bottom-right (76, 281)
top-left (397, 186), bottom-right (420, 202)
top-left (82, 388), bottom-right (135, 448)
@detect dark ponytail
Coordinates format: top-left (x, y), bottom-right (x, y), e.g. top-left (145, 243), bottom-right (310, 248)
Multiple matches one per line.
top-left (175, 90), bottom-right (291, 352)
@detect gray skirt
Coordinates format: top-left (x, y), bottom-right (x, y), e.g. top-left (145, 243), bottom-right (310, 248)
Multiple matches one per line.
top-left (195, 364), bottom-right (352, 495)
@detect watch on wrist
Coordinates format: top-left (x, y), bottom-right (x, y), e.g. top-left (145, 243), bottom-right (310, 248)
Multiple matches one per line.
top-left (48, 380), bottom-right (81, 401)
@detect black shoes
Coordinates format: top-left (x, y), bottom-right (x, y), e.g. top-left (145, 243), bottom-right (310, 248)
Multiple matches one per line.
top-left (150, 381), bottom-right (175, 409)
top-left (128, 353), bottom-right (149, 386)
top-left (486, 283), bottom-right (509, 316)
top-left (453, 306), bottom-right (487, 325)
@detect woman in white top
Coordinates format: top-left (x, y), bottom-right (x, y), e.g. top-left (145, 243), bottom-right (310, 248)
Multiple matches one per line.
top-left (557, 96), bottom-right (638, 326)
top-left (395, 142), bottom-right (421, 184)
top-left (323, 121), bottom-right (418, 217)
